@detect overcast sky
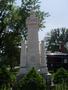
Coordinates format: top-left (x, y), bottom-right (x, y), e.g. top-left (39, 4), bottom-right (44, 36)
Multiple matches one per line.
top-left (16, 0), bottom-right (68, 41)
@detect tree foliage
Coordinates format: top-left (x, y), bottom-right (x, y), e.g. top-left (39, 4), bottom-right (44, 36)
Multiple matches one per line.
top-left (45, 28), bottom-right (68, 52)
top-left (0, 0), bottom-right (21, 69)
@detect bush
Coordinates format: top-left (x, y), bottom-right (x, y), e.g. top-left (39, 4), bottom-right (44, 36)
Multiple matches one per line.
top-left (0, 66), bottom-right (16, 89)
top-left (0, 67), bottom-right (11, 89)
top-left (13, 68), bottom-right (46, 90)
top-left (54, 68), bottom-right (68, 84)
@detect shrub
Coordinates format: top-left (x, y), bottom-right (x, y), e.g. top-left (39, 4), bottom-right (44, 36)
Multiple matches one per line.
top-left (54, 68), bottom-right (68, 84)
top-left (13, 68), bottom-right (46, 90)
top-left (0, 67), bottom-right (11, 89)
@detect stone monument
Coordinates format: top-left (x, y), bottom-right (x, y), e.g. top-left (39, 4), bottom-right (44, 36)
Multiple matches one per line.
top-left (19, 11), bottom-right (48, 75)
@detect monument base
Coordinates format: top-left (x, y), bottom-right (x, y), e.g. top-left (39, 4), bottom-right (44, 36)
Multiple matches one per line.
top-left (17, 65), bottom-right (48, 80)
top-left (19, 67), bottom-right (28, 74)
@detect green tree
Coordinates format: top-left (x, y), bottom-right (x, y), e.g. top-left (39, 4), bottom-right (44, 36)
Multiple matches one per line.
top-left (0, 0), bottom-right (21, 70)
top-left (45, 28), bottom-right (68, 52)
top-left (13, 68), bottom-right (46, 90)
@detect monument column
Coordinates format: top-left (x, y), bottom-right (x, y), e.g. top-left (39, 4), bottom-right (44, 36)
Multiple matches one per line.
top-left (40, 40), bottom-right (48, 74)
top-left (26, 12), bottom-right (40, 69)
top-left (19, 40), bottom-right (27, 74)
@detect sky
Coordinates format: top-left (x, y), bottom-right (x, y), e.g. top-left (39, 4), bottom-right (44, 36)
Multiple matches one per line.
top-left (16, 0), bottom-right (68, 41)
